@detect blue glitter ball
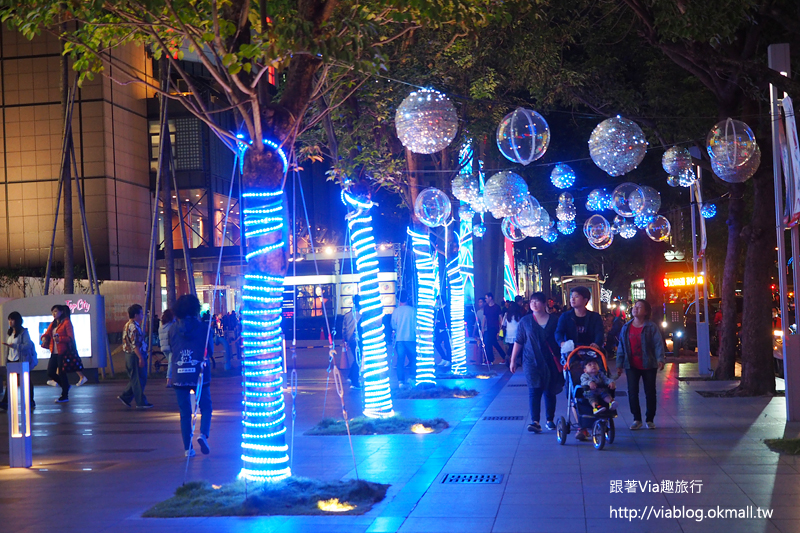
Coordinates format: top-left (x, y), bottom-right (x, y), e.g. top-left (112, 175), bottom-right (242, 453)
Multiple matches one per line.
top-left (701, 204), bottom-right (716, 219)
top-left (557, 219), bottom-right (576, 235)
top-left (586, 188), bottom-right (611, 212)
top-left (550, 164), bottom-right (576, 189)
top-left (542, 227), bottom-right (558, 243)
top-left (634, 213), bottom-right (655, 229)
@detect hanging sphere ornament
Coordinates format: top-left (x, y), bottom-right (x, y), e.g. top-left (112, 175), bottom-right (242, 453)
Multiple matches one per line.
top-left (588, 116), bottom-right (648, 176)
top-left (711, 143), bottom-right (761, 183)
top-left (589, 232), bottom-right (614, 250)
top-left (473, 223), bottom-right (487, 238)
top-left (584, 214), bottom-right (612, 242)
top-left (611, 182), bottom-right (641, 218)
top-left (611, 215), bottom-right (624, 235)
top-left (662, 146), bottom-right (693, 176)
top-left (646, 215), bottom-right (671, 242)
top-left (586, 188), bottom-right (612, 212)
top-left (395, 88), bottom-right (458, 154)
top-left (550, 164), bottom-right (576, 189)
top-left (557, 219), bottom-right (576, 235)
top-left (471, 194), bottom-right (489, 214)
top-left (451, 174), bottom-right (480, 203)
top-left (556, 202), bottom-right (577, 222)
top-left (701, 204), bottom-right (717, 219)
top-left (414, 187), bottom-right (452, 228)
top-left (535, 207), bottom-right (552, 231)
top-left (629, 185), bottom-right (661, 216)
top-left (634, 212), bottom-right (655, 229)
top-left (619, 220), bottom-right (637, 239)
top-left (542, 227), bottom-right (558, 243)
top-left (558, 192), bottom-right (575, 205)
top-left (458, 203), bottom-right (475, 221)
top-left (513, 195), bottom-right (542, 228)
top-left (501, 217), bottom-right (526, 242)
top-left (483, 171), bottom-right (529, 218)
top-left (706, 118), bottom-right (757, 170)
top-left (496, 108), bottom-right (551, 165)
top-left (678, 168), bottom-right (697, 187)
top-left (667, 175), bottom-right (680, 188)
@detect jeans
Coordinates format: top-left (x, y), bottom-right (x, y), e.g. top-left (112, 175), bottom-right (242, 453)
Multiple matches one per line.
top-left (175, 384), bottom-right (212, 451)
top-left (483, 328), bottom-right (506, 363)
top-left (47, 353), bottom-right (70, 399)
top-left (529, 386), bottom-right (556, 424)
top-left (395, 341), bottom-right (417, 382)
top-left (434, 331), bottom-right (451, 362)
top-left (347, 338), bottom-right (360, 386)
top-left (120, 352), bottom-right (148, 406)
top-left (626, 367), bottom-right (658, 423)
top-left (0, 366), bottom-right (35, 408)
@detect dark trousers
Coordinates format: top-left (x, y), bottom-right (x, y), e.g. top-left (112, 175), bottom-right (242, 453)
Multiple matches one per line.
top-left (395, 341), bottom-right (417, 382)
top-left (626, 367), bottom-right (658, 423)
top-left (120, 352), bottom-right (148, 406)
top-left (529, 386), bottom-right (556, 424)
top-left (0, 366), bottom-right (35, 408)
top-left (434, 330), bottom-right (451, 362)
top-left (483, 328), bottom-right (506, 363)
top-left (175, 384), bottom-right (212, 451)
top-left (347, 338), bottom-right (360, 386)
top-left (47, 353), bottom-right (70, 399)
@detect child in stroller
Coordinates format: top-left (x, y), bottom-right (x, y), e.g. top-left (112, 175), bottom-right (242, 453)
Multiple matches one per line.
top-left (580, 360), bottom-right (618, 414)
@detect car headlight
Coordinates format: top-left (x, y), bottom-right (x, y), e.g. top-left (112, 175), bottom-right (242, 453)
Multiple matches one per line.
top-left (774, 330), bottom-right (784, 337)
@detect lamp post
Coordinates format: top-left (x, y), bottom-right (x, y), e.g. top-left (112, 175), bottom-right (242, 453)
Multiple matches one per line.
top-left (7, 361), bottom-right (32, 468)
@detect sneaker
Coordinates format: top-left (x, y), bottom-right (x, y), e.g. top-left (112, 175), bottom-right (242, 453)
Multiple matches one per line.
top-left (527, 422), bottom-right (542, 433)
top-left (609, 401), bottom-right (618, 411)
top-left (46, 380), bottom-right (58, 387)
top-left (630, 421), bottom-right (643, 430)
top-left (545, 420), bottom-right (556, 431)
top-left (117, 396), bottom-right (132, 408)
top-left (646, 421), bottom-right (656, 429)
top-left (197, 434), bottom-right (210, 455)
top-left (575, 429), bottom-right (589, 441)
top-left (593, 405), bottom-right (607, 414)
top-left (185, 448), bottom-right (196, 457)
top-left (136, 403), bottom-right (154, 409)
top-left (76, 376), bottom-right (88, 387)
top-left (54, 397), bottom-right (69, 403)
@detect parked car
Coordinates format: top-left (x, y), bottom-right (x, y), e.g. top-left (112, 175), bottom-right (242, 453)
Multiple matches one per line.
top-left (675, 297), bottom-right (742, 354)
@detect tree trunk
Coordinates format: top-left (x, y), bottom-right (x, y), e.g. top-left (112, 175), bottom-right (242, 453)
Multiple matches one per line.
top-left (737, 169), bottom-right (776, 395)
top-left (61, 43), bottom-right (73, 294)
top-left (162, 159), bottom-right (176, 309)
top-left (715, 182), bottom-right (745, 380)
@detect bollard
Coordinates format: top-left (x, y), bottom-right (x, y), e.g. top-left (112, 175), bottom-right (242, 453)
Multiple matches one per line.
top-left (7, 361), bottom-right (32, 468)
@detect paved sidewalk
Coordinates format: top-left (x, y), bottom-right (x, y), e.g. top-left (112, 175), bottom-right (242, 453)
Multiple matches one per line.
top-left (1, 361), bottom-right (799, 533)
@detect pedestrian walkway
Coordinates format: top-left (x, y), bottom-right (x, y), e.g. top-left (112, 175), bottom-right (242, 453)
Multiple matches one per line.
top-left (1, 361), bottom-right (798, 533)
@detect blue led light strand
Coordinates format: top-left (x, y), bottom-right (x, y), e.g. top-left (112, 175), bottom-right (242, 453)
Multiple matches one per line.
top-left (343, 191), bottom-right (394, 418)
top-left (238, 187), bottom-right (291, 483)
top-left (457, 206), bottom-right (475, 305)
top-left (447, 254), bottom-right (468, 375)
top-left (408, 227), bottom-right (438, 386)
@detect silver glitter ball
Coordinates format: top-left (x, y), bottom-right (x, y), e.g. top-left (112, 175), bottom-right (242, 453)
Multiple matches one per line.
top-left (395, 88), bottom-right (458, 154)
top-left (484, 171), bottom-right (529, 218)
top-left (662, 146), bottom-right (693, 176)
top-left (451, 174), bottom-right (480, 203)
top-left (589, 116), bottom-right (648, 177)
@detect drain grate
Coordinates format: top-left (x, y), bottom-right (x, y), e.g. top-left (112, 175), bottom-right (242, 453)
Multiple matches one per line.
top-left (442, 473), bottom-right (503, 484)
top-left (483, 416), bottom-right (524, 421)
top-left (507, 384), bottom-right (527, 387)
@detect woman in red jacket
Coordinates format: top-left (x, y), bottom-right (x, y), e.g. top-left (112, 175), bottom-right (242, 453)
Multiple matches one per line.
top-left (41, 305), bottom-right (85, 402)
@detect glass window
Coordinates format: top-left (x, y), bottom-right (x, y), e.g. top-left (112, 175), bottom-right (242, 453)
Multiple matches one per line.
top-left (148, 119), bottom-right (176, 173)
top-left (213, 192), bottom-right (241, 247)
top-left (285, 284), bottom-right (334, 319)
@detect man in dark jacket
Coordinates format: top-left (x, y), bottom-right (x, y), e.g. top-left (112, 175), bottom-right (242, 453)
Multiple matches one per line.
top-left (168, 294), bottom-right (213, 458)
top-left (555, 286), bottom-right (605, 441)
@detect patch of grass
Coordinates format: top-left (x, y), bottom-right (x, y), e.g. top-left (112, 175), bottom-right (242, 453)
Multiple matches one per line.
top-left (395, 385), bottom-right (478, 399)
top-left (143, 477), bottom-right (389, 517)
top-left (765, 438), bottom-right (800, 455)
top-left (305, 416), bottom-right (449, 435)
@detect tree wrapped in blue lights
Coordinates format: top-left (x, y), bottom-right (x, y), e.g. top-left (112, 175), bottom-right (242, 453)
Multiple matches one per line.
top-left (408, 228), bottom-right (438, 386)
top-left (446, 254), bottom-right (468, 375)
top-left (343, 190), bottom-right (395, 417)
top-left (239, 140), bottom-right (291, 483)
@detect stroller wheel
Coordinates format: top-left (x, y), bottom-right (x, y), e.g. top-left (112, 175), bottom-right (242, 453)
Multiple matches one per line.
top-left (556, 416), bottom-right (568, 445)
top-left (605, 418), bottom-right (615, 444)
top-left (592, 420), bottom-right (606, 450)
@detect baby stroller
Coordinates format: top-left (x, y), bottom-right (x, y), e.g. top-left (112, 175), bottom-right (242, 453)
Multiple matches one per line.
top-left (555, 345), bottom-right (617, 450)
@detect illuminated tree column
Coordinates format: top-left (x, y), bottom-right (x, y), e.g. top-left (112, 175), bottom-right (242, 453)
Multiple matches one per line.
top-left (343, 190), bottom-right (394, 418)
top-left (503, 238), bottom-right (518, 301)
top-left (447, 254), bottom-right (467, 375)
top-left (408, 228), bottom-right (438, 386)
top-left (239, 140), bottom-right (291, 483)
top-left (458, 214), bottom-right (474, 305)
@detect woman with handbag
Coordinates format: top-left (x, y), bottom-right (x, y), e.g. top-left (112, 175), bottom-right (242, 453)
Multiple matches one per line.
top-left (510, 292), bottom-right (564, 433)
top-left (42, 305), bottom-right (86, 403)
top-left (0, 311), bottom-right (37, 410)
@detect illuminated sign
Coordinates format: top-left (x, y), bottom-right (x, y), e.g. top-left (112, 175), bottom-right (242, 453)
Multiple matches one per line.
top-left (663, 275), bottom-right (704, 288)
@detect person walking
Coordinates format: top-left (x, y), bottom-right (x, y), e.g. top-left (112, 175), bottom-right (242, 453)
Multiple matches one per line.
top-left (616, 299), bottom-right (666, 430)
top-left (168, 294), bottom-right (213, 457)
top-left (482, 292), bottom-right (506, 364)
top-left (510, 292), bottom-right (564, 433)
top-left (555, 286), bottom-right (605, 440)
top-left (118, 304), bottom-right (153, 409)
top-left (159, 309), bottom-right (175, 387)
top-left (502, 302), bottom-right (523, 356)
top-left (392, 291), bottom-right (416, 386)
top-left (342, 295), bottom-right (362, 390)
top-left (41, 305), bottom-right (79, 403)
top-left (434, 299), bottom-right (452, 369)
top-left (0, 312), bottom-right (37, 410)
